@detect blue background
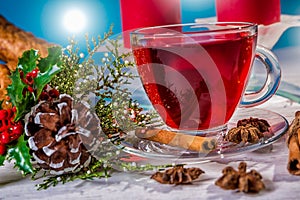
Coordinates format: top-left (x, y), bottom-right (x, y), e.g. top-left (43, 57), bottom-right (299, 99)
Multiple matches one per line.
top-left (0, 0), bottom-right (299, 50)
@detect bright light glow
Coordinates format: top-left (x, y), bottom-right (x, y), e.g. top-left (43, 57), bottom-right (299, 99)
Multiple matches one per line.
top-left (63, 9), bottom-right (87, 33)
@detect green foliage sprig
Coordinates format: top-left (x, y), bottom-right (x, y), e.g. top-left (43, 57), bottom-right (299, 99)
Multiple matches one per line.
top-left (0, 25), bottom-right (165, 189)
top-left (34, 29), bottom-right (161, 189)
top-left (35, 157), bottom-right (112, 190)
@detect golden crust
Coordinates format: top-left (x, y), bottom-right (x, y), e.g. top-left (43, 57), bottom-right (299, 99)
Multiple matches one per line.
top-left (287, 111), bottom-right (300, 175)
top-left (0, 15), bottom-right (55, 71)
top-left (0, 64), bottom-right (11, 102)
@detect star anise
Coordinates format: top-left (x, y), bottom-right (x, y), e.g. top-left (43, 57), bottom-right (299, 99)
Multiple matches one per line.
top-left (215, 162), bottom-right (265, 193)
top-left (237, 117), bottom-right (270, 133)
top-left (225, 124), bottom-right (264, 144)
top-left (151, 165), bottom-right (205, 184)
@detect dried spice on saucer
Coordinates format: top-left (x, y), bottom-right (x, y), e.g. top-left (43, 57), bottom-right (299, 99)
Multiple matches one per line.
top-left (225, 118), bottom-right (270, 144)
top-left (215, 162), bottom-right (265, 193)
top-left (151, 165), bottom-right (205, 184)
top-left (286, 111), bottom-right (300, 175)
top-left (135, 127), bottom-right (217, 153)
top-left (237, 117), bottom-right (270, 133)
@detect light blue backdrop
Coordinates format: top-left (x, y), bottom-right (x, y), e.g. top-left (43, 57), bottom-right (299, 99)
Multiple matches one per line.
top-left (0, 0), bottom-right (299, 49)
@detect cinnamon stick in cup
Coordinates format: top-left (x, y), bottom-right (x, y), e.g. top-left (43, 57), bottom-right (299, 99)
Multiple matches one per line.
top-left (135, 127), bottom-right (217, 153)
top-left (287, 111), bottom-right (300, 175)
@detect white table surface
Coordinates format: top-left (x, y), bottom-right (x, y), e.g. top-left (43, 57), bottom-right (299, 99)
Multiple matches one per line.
top-left (1, 47), bottom-right (300, 200)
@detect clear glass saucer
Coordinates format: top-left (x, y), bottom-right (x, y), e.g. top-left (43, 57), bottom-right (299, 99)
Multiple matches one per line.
top-left (119, 108), bottom-right (288, 163)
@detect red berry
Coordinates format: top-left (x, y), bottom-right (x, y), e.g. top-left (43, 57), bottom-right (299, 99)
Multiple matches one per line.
top-left (39, 91), bottom-right (50, 101)
top-left (43, 84), bottom-right (49, 91)
top-left (25, 73), bottom-right (34, 85)
top-left (27, 86), bottom-right (34, 93)
top-left (31, 69), bottom-right (39, 78)
top-left (11, 107), bottom-right (17, 113)
top-left (0, 110), bottom-right (8, 120)
top-left (1, 132), bottom-right (10, 144)
top-left (22, 88), bottom-right (29, 97)
top-left (49, 89), bottom-right (60, 98)
top-left (10, 134), bottom-right (19, 141)
top-left (6, 108), bottom-right (15, 119)
top-left (12, 124), bottom-right (23, 135)
top-left (0, 144), bottom-right (6, 155)
top-left (19, 70), bottom-right (24, 78)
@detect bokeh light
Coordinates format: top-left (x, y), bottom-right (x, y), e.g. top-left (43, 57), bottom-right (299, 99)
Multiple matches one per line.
top-left (63, 9), bottom-right (87, 33)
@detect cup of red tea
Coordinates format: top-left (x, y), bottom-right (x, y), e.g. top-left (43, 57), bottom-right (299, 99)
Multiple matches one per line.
top-left (130, 22), bottom-right (281, 134)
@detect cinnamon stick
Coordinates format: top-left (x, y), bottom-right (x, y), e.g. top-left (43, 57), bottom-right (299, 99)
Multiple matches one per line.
top-left (135, 128), bottom-right (217, 153)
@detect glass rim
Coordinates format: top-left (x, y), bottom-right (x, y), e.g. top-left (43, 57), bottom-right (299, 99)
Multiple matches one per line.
top-left (130, 22), bottom-right (257, 36)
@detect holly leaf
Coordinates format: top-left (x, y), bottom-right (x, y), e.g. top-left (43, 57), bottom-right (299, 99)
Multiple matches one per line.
top-left (7, 47), bottom-right (63, 121)
top-left (7, 67), bottom-right (35, 121)
top-left (35, 65), bottom-right (61, 98)
top-left (35, 59), bottom-right (62, 98)
top-left (38, 46), bottom-right (62, 73)
top-left (17, 49), bottom-right (40, 74)
top-left (35, 46), bottom-right (62, 98)
top-left (7, 135), bottom-right (34, 175)
top-left (7, 49), bottom-right (40, 121)
top-left (0, 155), bottom-right (5, 166)
top-left (7, 67), bottom-right (26, 104)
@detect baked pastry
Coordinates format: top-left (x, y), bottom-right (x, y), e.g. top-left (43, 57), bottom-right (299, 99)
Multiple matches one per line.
top-left (0, 15), bottom-right (55, 71)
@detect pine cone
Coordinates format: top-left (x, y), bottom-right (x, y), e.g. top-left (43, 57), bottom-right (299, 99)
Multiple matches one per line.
top-left (25, 94), bottom-right (101, 175)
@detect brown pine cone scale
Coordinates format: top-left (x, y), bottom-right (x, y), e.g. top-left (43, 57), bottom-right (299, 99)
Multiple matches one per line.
top-left (25, 94), bottom-right (101, 175)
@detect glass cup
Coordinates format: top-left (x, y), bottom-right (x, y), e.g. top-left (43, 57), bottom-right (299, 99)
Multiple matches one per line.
top-left (130, 22), bottom-right (281, 135)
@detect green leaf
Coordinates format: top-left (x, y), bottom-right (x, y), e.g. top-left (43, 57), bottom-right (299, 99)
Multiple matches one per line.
top-left (34, 65), bottom-right (62, 98)
top-left (0, 155), bottom-right (5, 166)
top-left (7, 68), bottom-right (26, 105)
top-left (35, 46), bottom-right (62, 98)
top-left (38, 46), bottom-right (63, 73)
top-left (7, 68), bottom-right (35, 121)
top-left (7, 49), bottom-right (40, 121)
top-left (17, 49), bottom-right (40, 74)
top-left (7, 135), bottom-right (34, 175)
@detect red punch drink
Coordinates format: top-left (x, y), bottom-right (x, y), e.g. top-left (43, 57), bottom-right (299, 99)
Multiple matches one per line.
top-left (215, 0), bottom-right (281, 25)
top-left (120, 0), bottom-right (181, 48)
top-left (132, 24), bottom-right (257, 130)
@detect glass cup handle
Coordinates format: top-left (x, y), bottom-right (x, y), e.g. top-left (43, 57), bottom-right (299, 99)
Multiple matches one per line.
top-left (240, 45), bottom-right (281, 107)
